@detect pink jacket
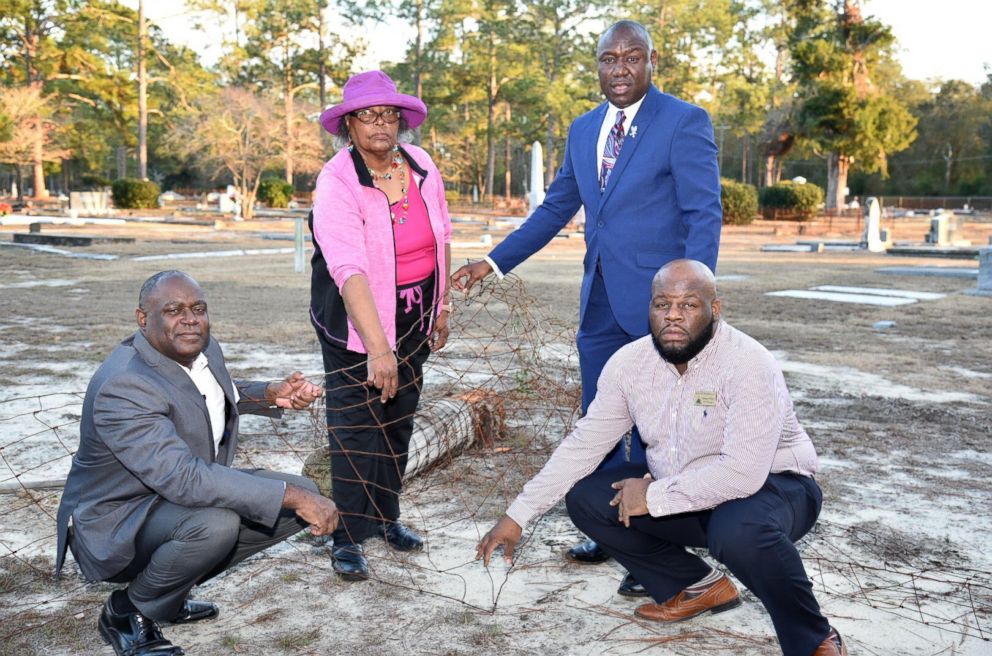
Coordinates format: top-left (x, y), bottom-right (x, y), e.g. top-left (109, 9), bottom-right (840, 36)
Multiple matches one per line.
top-left (310, 144), bottom-right (452, 353)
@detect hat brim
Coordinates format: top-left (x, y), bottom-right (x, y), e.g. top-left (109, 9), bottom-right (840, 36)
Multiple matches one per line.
top-left (319, 93), bottom-right (427, 134)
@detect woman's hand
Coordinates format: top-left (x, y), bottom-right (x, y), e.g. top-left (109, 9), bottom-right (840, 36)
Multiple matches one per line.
top-left (431, 309), bottom-right (450, 351)
top-left (366, 349), bottom-right (398, 403)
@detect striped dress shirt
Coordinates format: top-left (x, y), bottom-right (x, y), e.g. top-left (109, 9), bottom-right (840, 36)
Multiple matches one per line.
top-left (506, 320), bottom-right (819, 528)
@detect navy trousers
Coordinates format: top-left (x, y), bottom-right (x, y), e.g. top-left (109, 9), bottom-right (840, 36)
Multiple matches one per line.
top-left (575, 265), bottom-right (646, 469)
top-left (566, 463), bottom-right (831, 656)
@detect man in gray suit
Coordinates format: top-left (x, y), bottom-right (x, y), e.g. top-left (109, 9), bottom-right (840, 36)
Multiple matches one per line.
top-left (55, 270), bottom-right (338, 656)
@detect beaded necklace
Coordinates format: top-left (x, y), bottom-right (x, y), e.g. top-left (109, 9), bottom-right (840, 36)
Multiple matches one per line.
top-left (357, 146), bottom-right (410, 225)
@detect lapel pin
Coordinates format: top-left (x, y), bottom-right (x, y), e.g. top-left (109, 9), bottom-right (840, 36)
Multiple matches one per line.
top-left (630, 126), bottom-right (638, 138)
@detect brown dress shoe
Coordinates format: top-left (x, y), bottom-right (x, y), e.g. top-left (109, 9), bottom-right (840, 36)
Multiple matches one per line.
top-left (634, 574), bottom-right (741, 623)
top-left (814, 627), bottom-right (848, 656)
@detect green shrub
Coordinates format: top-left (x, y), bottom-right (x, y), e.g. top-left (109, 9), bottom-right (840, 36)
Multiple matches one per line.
top-left (759, 181), bottom-right (824, 220)
top-left (257, 178), bottom-right (295, 208)
top-left (720, 178), bottom-right (758, 225)
top-left (111, 178), bottom-right (160, 209)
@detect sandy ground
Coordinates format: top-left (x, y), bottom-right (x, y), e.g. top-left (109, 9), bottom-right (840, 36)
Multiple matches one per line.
top-left (0, 213), bottom-right (990, 655)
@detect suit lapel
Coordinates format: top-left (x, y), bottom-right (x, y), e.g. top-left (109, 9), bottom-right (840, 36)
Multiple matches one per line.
top-left (203, 338), bottom-right (238, 463)
top-left (204, 338), bottom-right (236, 407)
top-left (600, 86), bottom-right (662, 208)
top-left (577, 104), bottom-right (608, 216)
top-left (132, 331), bottom-right (215, 460)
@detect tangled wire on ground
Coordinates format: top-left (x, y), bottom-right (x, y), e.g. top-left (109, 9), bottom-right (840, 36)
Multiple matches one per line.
top-left (0, 274), bottom-right (989, 653)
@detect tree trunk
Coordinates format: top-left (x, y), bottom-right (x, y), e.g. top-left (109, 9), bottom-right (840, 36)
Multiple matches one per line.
top-left (137, 0), bottom-right (148, 180)
top-left (544, 116), bottom-right (556, 188)
top-left (32, 124), bottom-right (47, 198)
top-left (318, 1), bottom-right (329, 149)
top-left (826, 152), bottom-right (850, 211)
top-left (284, 41), bottom-right (294, 185)
top-left (740, 133), bottom-right (749, 184)
top-left (413, 0), bottom-right (424, 145)
top-left (764, 154), bottom-right (776, 187)
top-left (15, 165), bottom-right (24, 200)
top-left (504, 137), bottom-right (511, 200)
top-left (503, 104), bottom-right (511, 200)
top-left (116, 145), bottom-right (127, 179)
top-left (943, 144), bottom-right (953, 193)
top-left (484, 36), bottom-right (496, 201)
top-left (26, 29), bottom-right (48, 198)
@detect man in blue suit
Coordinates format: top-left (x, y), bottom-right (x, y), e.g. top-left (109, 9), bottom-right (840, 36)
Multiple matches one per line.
top-left (452, 20), bottom-right (722, 596)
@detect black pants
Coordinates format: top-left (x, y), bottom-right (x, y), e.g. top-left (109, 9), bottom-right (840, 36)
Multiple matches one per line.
top-left (107, 470), bottom-right (315, 622)
top-left (566, 464), bottom-right (831, 656)
top-left (320, 276), bottom-right (433, 545)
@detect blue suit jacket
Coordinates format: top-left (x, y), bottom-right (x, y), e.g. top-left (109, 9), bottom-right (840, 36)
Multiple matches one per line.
top-left (489, 85), bottom-right (722, 337)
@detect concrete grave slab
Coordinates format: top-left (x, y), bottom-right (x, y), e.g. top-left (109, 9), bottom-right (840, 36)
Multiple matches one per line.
top-left (811, 286), bottom-right (946, 301)
top-left (876, 266), bottom-right (978, 279)
top-left (761, 243), bottom-right (822, 253)
top-left (766, 290), bottom-right (917, 306)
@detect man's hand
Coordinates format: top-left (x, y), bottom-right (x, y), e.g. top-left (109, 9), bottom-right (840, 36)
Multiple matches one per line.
top-left (267, 371), bottom-right (324, 409)
top-left (450, 260), bottom-right (493, 294)
top-left (475, 516), bottom-right (522, 567)
top-left (367, 350), bottom-right (398, 403)
top-left (609, 475), bottom-right (652, 527)
top-left (283, 484), bottom-right (339, 536)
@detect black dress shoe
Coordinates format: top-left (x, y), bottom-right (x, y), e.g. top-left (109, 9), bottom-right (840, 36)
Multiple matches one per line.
top-left (617, 572), bottom-right (649, 597)
top-left (380, 521), bottom-right (424, 552)
top-left (332, 542), bottom-right (369, 581)
top-left (565, 539), bottom-right (611, 564)
top-left (170, 599), bottom-right (219, 624)
top-left (98, 598), bottom-right (184, 656)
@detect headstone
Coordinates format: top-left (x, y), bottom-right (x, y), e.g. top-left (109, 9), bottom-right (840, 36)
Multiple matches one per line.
top-left (965, 248), bottom-right (992, 297)
top-left (472, 185), bottom-right (479, 204)
top-left (29, 222), bottom-right (42, 233)
top-left (528, 140), bottom-right (546, 213)
top-left (70, 191), bottom-right (111, 215)
top-left (862, 197), bottom-right (885, 252)
top-left (218, 192), bottom-right (236, 214)
top-left (10, 180), bottom-right (16, 198)
top-left (926, 211), bottom-right (970, 247)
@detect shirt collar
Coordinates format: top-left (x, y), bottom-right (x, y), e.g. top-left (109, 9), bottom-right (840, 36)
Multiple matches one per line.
top-left (607, 94), bottom-right (646, 123)
top-left (177, 351), bottom-right (210, 374)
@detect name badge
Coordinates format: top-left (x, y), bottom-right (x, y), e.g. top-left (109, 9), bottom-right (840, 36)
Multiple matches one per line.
top-left (693, 391), bottom-right (717, 406)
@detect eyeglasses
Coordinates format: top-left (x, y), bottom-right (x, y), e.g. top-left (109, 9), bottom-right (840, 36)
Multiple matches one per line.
top-left (350, 108), bottom-right (402, 124)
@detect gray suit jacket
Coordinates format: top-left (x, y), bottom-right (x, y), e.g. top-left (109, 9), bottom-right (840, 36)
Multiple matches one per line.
top-left (55, 331), bottom-right (286, 580)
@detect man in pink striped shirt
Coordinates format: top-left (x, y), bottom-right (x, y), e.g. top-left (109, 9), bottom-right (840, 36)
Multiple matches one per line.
top-left (477, 260), bottom-right (847, 656)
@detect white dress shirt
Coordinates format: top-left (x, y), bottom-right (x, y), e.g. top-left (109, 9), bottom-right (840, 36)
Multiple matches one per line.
top-left (178, 352), bottom-right (238, 456)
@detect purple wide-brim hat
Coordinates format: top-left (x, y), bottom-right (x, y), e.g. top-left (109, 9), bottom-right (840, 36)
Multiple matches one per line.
top-left (319, 70), bottom-right (428, 134)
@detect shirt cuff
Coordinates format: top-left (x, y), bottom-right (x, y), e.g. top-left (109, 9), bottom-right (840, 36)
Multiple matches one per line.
top-left (505, 498), bottom-right (536, 529)
top-left (483, 255), bottom-right (505, 279)
top-left (646, 481), bottom-right (669, 517)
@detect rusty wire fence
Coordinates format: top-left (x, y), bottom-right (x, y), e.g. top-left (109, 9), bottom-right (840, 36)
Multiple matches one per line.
top-left (1, 275), bottom-right (990, 654)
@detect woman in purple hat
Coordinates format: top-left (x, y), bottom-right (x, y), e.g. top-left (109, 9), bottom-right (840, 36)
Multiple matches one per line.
top-left (308, 70), bottom-right (452, 581)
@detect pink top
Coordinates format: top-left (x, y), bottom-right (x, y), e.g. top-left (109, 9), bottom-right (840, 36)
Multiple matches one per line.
top-left (393, 179), bottom-right (436, 285)
top-left (311, 144), bottom-right (452, 353)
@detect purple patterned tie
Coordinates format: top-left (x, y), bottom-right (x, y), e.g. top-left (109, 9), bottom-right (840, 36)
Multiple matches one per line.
top-left (599, 110), bottom-right (626, 191)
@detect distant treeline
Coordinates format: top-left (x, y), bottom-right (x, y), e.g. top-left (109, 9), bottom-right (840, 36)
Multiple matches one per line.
top-left (1, 0), bottom-right (990, 215)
